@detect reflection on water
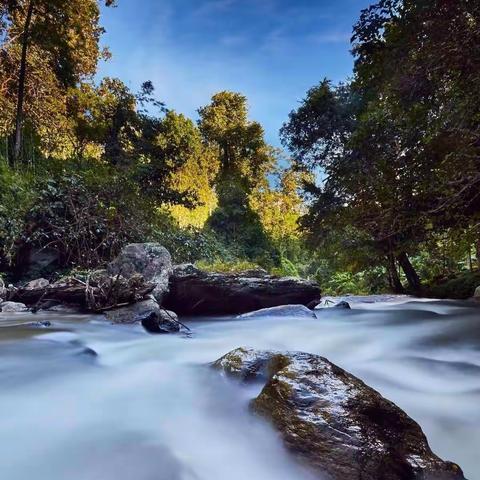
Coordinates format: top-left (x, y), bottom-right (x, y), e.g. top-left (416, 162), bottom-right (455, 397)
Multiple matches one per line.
top-left (0, 297), bottom-right (479, 479)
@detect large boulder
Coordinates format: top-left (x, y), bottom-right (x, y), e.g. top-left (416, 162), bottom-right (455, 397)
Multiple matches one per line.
top-left (214, 348), bottom-right (465, 480)
top-left (164, 264), bottom-right (321, 315)
top-left (108, 243), bottom-right (172, 303)
top-left (104, 298), bottom-right (180, 334)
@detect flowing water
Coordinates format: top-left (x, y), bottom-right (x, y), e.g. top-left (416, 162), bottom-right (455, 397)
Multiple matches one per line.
top-left (0, 296), bottom-right (479, 480)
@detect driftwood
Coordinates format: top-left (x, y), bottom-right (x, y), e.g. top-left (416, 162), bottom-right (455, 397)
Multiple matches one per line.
top-left (8, 272), bottom-right (155, 312)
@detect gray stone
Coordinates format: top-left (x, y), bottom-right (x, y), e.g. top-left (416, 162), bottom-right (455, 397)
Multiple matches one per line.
top-left (23, 278), bottom-right (50, 290)
top-left (333, 300), bottom-right (351, 309)
top-left (104, 299), bottom-right (161, 324)
top-left (214, 348), bottom-right (465, 480)
top-left (473, 286), bottom-right (480, 301)
top-left (104, 298), bottom-right (181, 334)
top-left (0, 301), bottom-right (29, 313)
top-left (108, 243), bottom-right (172, 303)
top-left (238, 304), bottom-right (316, 319)
top-left (139, 309), bottom-right (181, 334)
top-left (164, 264), bottom-right (321, 315)
top-left (0, 277), bottom-right (6, 302)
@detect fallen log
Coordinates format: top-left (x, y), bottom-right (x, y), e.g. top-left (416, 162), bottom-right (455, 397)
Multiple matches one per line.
top-left (8, 272), bottom-right (155, 312)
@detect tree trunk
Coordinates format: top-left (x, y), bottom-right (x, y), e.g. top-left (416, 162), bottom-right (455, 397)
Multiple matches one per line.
top-left (476, 239), bottom-right (480, 271)
top-left (397, 251), bottom-right (421, 292)
top-left (13, 0), bottom-right (35, 165)
top-left (386, 253), bottom-right (404, 293)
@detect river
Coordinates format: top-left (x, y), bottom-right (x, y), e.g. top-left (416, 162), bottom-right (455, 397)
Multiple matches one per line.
top-left (0, 296), bottom-right (479, 480)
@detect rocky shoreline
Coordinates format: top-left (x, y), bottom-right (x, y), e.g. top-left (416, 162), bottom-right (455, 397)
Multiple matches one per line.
top-left (0, 242), bottom-right (322, 329)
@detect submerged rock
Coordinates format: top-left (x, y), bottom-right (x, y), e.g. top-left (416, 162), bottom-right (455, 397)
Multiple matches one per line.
top-left (238, 304), bottom-right (316, 319)
top-left (164, 264), bottom-right (321, 315)
top-left (108, 243), bottom-right (172, 303)
top-left (333, 300), bottom-right (351, 309)
top-left (0, 301), bottom-right (29, 313)
top-left (214, 348), bottom-right (465, 480)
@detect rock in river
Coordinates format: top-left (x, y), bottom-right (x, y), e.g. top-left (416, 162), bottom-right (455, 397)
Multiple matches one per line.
top-left (474, 285), bottom-right (480, 301)
top-left (238, 304), bottom-right (316, 319)
top-left (108, 243), bottom-right (172, 303)
top-left (214, 348), bottom-right (465, 480)
top-left (0, 301), bottom-right (29, 313)
top-left (164, 264), bottom-right (321, 315)
top-left (333, 300), bottom-right (351, 309)
top-left (104, 298), bottom-right (181, 334)
top-left (139, 309), bottom-right (181, 334)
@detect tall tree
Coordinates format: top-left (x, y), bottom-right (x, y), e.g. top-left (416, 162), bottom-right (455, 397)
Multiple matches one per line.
top-left (282, 1), bottom-right (480, 292)
top-left (0, 0), bottom-right (115, 164)
top-left (198, 92), bottom-right (275, 261)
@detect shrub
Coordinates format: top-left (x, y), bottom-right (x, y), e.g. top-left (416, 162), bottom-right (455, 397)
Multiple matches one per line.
top-left (426, 271), bottom-right (480, 299)
top-left (0, 161), bottom-right (35, 266)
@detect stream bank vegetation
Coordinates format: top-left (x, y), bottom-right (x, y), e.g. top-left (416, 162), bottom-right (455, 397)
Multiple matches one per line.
top-left (0, 0), bottom-right (479, 298)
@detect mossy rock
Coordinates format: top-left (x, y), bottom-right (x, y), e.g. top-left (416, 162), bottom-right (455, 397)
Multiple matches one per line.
top-left (214, 348), bottom-right (465, 480)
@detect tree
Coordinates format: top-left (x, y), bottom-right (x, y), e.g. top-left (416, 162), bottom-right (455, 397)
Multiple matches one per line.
top-left (352, 0), bottom-right (480, 282)
top-left (0, 0), bottom-right (115, 164)
top-left (198, 91), bottom-right (273, 190)
top-left (198, 91), bottom-right (276, 262)
top-left (165, 112), bottom-right (220, 228)
top-left (67, 79), bottom-right (197, 208)
top-left (281, 80), bottom-right (424, 291)
top-left (250, 162), bottom-right (304, 252)
top-left (282, 1), bottom-right (480, 292)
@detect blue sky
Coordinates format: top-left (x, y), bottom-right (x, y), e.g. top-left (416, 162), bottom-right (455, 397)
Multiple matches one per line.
top-left (98, 0), bottom-right (371, 146)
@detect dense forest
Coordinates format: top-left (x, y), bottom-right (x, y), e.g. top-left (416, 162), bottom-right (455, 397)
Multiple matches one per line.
top-left (1, 0), bottom-right (479, 298)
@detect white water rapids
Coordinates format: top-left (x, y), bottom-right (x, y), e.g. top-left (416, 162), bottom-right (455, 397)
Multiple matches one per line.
top-left (0, 296), bottom-right (479, 479)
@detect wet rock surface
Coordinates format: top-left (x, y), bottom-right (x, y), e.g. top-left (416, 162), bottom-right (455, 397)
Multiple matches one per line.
top-left (333, 300), bottom-right (351, 309)
top-left (104, 298), bottom-right (181, 334)
top-left (214, 348), bottom-right (465, 480)
top-left (238, 304), bottom-right (316, 319)
top-left (139, 309), bottom-right (180, 334)
top-left (165, 264), bottom-right (321, 315)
